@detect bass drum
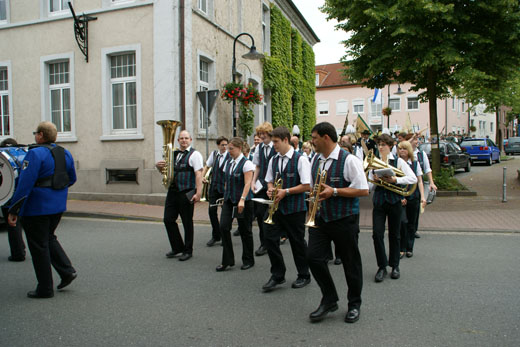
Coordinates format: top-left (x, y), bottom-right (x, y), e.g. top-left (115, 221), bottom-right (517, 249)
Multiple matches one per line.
top-left (0, 147), bottom-right (27, 206)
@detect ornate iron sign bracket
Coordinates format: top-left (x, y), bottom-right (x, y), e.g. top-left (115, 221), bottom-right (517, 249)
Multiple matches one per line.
top-left (68, 2), bottom-right (97, 62)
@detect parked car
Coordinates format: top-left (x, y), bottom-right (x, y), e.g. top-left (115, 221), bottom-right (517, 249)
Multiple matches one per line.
top-left (459, 138), bottom-right (500, 165)
top-left (419, 141), bottom-right (471, 172)
top-left (504, 137), bottom-right (520, 155)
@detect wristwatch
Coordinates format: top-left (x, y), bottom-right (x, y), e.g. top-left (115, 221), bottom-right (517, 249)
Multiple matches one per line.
top-left (333, 188), bottom-right (338, 197)
top-left (240, 196), bottom-right (246, 201)
top-left (285, 188), bottom-right (290, 195)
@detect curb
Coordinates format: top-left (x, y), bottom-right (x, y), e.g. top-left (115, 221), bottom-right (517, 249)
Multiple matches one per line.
top-left (436, 190), bottom-right (477, 197)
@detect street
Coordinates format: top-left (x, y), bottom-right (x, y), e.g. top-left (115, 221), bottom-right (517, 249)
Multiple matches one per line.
top-left (1, 218), bottom-right (519, 346)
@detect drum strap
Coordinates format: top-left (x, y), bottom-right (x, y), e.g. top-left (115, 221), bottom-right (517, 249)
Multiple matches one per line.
top-left (33, 144), bottom-right (69, 189)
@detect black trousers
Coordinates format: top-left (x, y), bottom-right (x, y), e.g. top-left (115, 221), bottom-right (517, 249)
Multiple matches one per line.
top-left (164, 188), bottom-right (194, 254)
top-left (372, 201), bottom-right (402, 269)
top-left (253, 190), bottom-right (268, 247)
top-left (400, 199), bottom-right (420, 252)
top-left (307, 214), bottom-right (363, 310)
top-left (208, 189), bottom-right (224, 241)
top-left (219, 199), bottom-right (254, 266)
top-left (21, 213), bottom-right (75, 295)
top-left (264, 210), bottom-right (309, 280)
top-left (2, 207), bottom-right (25, 259)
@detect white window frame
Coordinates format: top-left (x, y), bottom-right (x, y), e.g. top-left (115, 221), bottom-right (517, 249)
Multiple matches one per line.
top-left (196, 51), bottom-right (217, 137)
top-left (352, 99), bottom-right (364, 114)
top-left (452, 97), bottom-right (456, 110)
top-left (315, 73), bottom-right (319, 87)
top-left (198, 0), bottom-right (207, 13)
top-left (0, 0), bottom-right (10, 25)
top-left (101, 44), bottom-right (143, 141)
top-left (406, 96), bottom-right (419, 111)
top-left (369, 98), bottom-right (382, 118)
top-left (336, 100), bottom-right (348, 116)
top-left (389, 97), bottom-right (401, 112)
top-left (40, 53), bottom-right (76, 142)
top-left (317, 101), bottom-right (329, 116)
top-left (490, 122), bottom-right (494, 132)
top-left (46, 0), bottom-right (71, 17)
top-left (102, 0), bottom-right (137, 7)
top-left (262, 2), bottom-right (270, 54)
top-left (0, 61), bottom-right (13, 139)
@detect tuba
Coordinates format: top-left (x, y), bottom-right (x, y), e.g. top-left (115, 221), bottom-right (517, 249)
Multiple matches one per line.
top-left (264, 176), bottom-right (283, 225)
top-left (305, 169), bottom-right (327, 228)
top-left (363, 150), bottom-right (416, 196)
top-left (157, 120), bottom-right (182, 188)
top-left (200, 167), bottom-right (212, 202)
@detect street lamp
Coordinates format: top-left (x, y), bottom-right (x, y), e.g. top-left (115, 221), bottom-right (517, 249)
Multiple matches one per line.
top-left (232, 32), bottom-right (264, 137)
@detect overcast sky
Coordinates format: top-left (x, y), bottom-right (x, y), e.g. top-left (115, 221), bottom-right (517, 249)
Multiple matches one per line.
top-left (292, 0), bottom-right (348, 66)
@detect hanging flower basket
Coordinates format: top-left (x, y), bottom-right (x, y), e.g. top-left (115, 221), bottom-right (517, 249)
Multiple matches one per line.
top-left (382, 107), bottom-right (392, 116)
top-left (221, 82), bottom-right (263, 137)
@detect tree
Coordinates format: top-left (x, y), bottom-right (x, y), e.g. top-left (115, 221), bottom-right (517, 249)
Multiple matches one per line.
top-left (321, 0), bottom-right (520, 174)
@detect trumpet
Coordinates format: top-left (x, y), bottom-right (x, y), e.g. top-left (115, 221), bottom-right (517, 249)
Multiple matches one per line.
top-left (264, 177), bottom-right (283, 225)
top-left (305, 169), bottom-right (327, 228)
top-left (209, 198), bottom-right (224, 207)
top-left (363, 150), bottom-right (416, 196)
top-left (200, 167), bottom-right (212, 202)
top-left (157, 120), bottom-right (182, 188)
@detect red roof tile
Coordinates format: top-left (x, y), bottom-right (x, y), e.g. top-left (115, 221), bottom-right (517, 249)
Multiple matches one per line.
top-left (315, 63), bottom-right (352, 88)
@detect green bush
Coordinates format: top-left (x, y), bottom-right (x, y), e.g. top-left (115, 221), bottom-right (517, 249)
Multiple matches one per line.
top-left (434, 167), bottom-right (467, 191)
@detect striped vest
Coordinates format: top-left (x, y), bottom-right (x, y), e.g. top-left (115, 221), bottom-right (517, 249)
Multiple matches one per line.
top-left (210, 151), bottom-right (230, 194)
top-left (416, 150), bottom-right (427, 174)
top-left (258, 143), bottom-right (276, 189)
top-left (405, 161), bottom-right (420, 201)
top-left (372, 158), bottom-right (402, 206)
top-left (173, 148), bottom-right (195, 191)
top-left (311, 149), bottom-right (359, 222)
top-left (272, 152), bottom-right (307, 215)
top-left (223, 157), bottom-right (253, 204)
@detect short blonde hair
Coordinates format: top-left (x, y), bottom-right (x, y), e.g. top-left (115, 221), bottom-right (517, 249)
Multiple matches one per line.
top-left (302, 141), bottom-right (312, 151)
top-left (398, 140), bottom-right (414, 160)
top-left (255, 122), bottom-right (273, 136)
top-left (36, 121), bottom-right (57, 143)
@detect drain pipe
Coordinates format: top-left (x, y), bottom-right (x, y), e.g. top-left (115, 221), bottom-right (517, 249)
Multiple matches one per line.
top-left (179, 0), bottom-right (186, 129)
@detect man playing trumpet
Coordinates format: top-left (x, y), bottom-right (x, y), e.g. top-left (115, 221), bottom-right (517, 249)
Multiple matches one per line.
top-left (262, 127), bottom-right (311, 292)
top-left (307, 122), bottom-right (369, 324)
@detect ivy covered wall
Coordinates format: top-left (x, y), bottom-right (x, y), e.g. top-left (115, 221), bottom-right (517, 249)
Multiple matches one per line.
top-left (263, 5), bottom-right (316, 140)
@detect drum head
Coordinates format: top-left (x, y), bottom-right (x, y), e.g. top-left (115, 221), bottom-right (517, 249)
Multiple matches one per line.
top-left (0, 153), bottom-right (17, 206)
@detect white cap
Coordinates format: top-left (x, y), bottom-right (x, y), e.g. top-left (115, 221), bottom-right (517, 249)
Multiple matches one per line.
top-left (382, 128), bottom-right (391, 135)
top-left (292, 125), bottom-right (300, 135)
top-left (346, 125), bottom-right (356, 134)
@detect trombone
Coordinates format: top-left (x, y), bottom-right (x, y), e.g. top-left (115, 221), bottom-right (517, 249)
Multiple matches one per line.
top-left (305, 169), bottom-right (327, 228)
top-left (264, 176), bottom-right (283, 225)
top-left (209, 198), bottom-right (224, 207)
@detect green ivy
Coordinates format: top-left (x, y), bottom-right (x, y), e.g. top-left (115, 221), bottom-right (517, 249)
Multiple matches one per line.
top-left (263, 5), bottom-right (316, 140)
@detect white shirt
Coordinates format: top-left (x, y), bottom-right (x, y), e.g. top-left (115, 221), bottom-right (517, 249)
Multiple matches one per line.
top-left (206, 150), bottom-right (228, 168)
top-left (354, 145), bottom-right (364, 161)
top-left (311, 144), bottom-right (368, 190)
top-left (253, 141), bottom-right (274, 166)
top-left (264, 147), bottom-right (311, 185)
top-left (178, 146), bottom-right (204, 171)
top-left (413, 148), bottom-right (432, 175)
top-left (228, 153), bottom-right (255, 174)
top-left (367, 152), bottom-right (417, 190)
top-left (405, 158), bottom-right (423, 177)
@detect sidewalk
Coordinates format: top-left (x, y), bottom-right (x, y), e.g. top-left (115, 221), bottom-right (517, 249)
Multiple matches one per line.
top-left (66, 158), bottom-right (520, 232)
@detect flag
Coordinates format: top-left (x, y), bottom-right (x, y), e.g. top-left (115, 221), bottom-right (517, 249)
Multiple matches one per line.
top-left (372, 88), bottom-right (382, 104)
top-left (404, 113), bottom-right (412, 133)
top-left (355, 114), bottom-right (372, 136)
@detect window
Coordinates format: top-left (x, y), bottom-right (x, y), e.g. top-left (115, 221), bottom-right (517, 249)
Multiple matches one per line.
top-left (336, 100), bottom-right (348, 116)
top-left (490, 122), bottom-right (494, 132)
top-left (49, 0), bottom-right (69, 13)
top-left (0, 66), bottom-right (10, 136)
top-left (49, 62), bottom-right (71, 133)
top-left (0, 0), bottom-right (8, 23)
top-left (198, 0), bottom-right (207, 13)
top-left (262, 4), bottom-right (270, 53)
top-left (407, 97), bottom-right (419, 111)
top-left (101, 45), bottom-right (142, 140)
top-left (461, 101), bottom-right (465, 112)
top-left (315, 73), bottom-right (319, 87)
top-left (452, 97), bottom-right (456, 110)
top-left (389, 98), bottom-right (401, 111)
top-left (370, 100), bottom-right (382, 117)
top-left (317, 101), bottom-right (329, 116)
top-left (198, 59), bottom-right (210, 130)
top-left (353, 99), bottom-right (364, 114)
top-left (471, 119), bottom-right (474, 127)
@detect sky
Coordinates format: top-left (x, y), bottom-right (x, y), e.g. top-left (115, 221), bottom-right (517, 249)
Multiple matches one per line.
top-left (291, 0), bottom-right (348, 65)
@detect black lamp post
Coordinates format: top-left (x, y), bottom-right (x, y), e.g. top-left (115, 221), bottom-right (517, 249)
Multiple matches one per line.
top-left (387, 83), bottom-right (406, 128)
top-left (232, 33), bottom-right (264, 137)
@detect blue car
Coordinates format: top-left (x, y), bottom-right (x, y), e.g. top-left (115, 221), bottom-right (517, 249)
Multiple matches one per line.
top-left (459, 138), bottom-right (501, 166)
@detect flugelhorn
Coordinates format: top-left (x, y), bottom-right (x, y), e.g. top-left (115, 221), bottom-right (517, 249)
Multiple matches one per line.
top-left (305, 169), bottom-right (327, 228)
top-left (200, 167), bottom-right (212, 202)
top-left (363, 150), bottom-right (416, 196)
top-left (157, 120), bottom-right (182, 188)
top-left (264, 176), bottom-right (283, 225)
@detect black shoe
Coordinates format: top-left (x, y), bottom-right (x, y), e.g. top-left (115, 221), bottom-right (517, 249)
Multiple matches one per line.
top-left (291, 277), bottom-right (311, 289)
top-left (57, 272), bottom-right (77, 290)
top-left (391, 267), bottom-right (400, 279)
top-left (400, 252), bottom-right (405, 259)
top-left (240, 263), bottom-right (254, 270)
top-left (415, 233), bottom-right (421, 239)
top-left (216, 264), bottom-right (234, 272)
top-left (334, 258), bottom-right (342, 265)
top-left (344, 308), bottom-right (360, 323)
top-left (309, 302), bottom-right (338, 322)
top-left (255, 246), bottom-right (267, 256)
top-left (406, 251), bottom-right (413, 258)
top-left (165, 251), bottom-right (182, 258)
top-left (233, 229), bottom-right (240, 236)
top-left (8, 256), bottom-right (25, 262)
top-left (206, 238), bottom-right (220, 247)
top-left (27, 290), bottom-right (54, 299)
top-left (179, 253), bottom-right (192, 261)
top-left (262, 278), bottom-right (286, 292)
top-left (375, 268), bottom-right (387, 282)
top-left (280, 237), bottom-right (287, 245)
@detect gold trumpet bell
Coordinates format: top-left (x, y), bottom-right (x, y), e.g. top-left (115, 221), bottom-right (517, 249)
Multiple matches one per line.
top-left (363, 150), bottom-right (416, 197)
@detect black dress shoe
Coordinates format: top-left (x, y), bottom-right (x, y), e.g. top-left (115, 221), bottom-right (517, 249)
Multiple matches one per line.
top-left (391, 267), bottom-right (400, 279)
top-left (262, 278), bottom-right (285, 292)
top-left (334, 258), bottom-right (342, 265)
top-left (165, 251), bottom-right (182, 258)
top-left (240, 263), bottom-right (254, 270)
top-left (8, 256), bottom-right (25, 262)
top-left (216, 264), bottom-right (234, 272)
top-left (27, 290), bottom-right (54, 299)
top-left (57, 272), bottom-right (77, 290)
top-left (375, 268), bottom-right (387, 282)
top-left (309, 302), bottom-right (338, 322)
top-left (344, 308), bottom-right (360, 323)
top-left (415, 233), bottom-right (421, 239)
top-left (255, 246), bottom-right (267, 256)
top-left (179, 253), bottom-right (192, 261)
top-left (406, 251), bottom-right (413, 258)
top-left (233, 229), bottom-right (240, 236)
top-left (291, 277), bottom-right (311, 289)
top-left (206, 238), bottom-right (220, 247)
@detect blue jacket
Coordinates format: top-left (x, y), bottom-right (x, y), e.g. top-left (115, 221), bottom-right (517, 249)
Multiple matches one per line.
top-left (9, 144), bottom-right (76, 216)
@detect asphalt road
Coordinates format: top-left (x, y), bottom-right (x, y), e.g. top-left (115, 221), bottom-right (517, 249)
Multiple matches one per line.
top-left (1, 218), bottom-right (519, 346)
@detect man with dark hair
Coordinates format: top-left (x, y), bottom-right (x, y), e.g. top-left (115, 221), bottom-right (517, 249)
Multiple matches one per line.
top-left (307, 121), bottom-right (369, 323)
top-left (203, 136), bottom-right (229, 247)
top-left (261, 126), bottom-right (311, 292)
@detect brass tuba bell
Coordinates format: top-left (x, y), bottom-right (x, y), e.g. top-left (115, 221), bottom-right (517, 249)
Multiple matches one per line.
top-left (157, 120), bottom-right (182, 188)
top-left (363, 150), bottom-right (416, 196)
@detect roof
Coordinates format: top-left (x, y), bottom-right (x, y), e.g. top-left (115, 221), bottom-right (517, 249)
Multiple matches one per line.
top-left (315, 63), bottom-right (353, 88)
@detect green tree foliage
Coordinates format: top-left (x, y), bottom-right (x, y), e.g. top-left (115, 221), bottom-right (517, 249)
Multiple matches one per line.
top-left (321, 0), bottom-right (520, 174)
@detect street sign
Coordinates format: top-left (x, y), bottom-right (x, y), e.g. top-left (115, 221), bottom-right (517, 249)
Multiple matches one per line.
top-left (197, 90), bottom-right (219, 115)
